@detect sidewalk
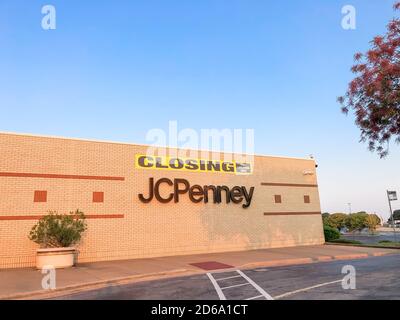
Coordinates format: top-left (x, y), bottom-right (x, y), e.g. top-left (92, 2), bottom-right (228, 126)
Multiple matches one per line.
top-left (0, 244), bottom-right (398, 300)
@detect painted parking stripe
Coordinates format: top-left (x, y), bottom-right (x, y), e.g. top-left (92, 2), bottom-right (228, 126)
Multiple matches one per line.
top-left (236, 270), bottom-right (274, 300)
top-left (207, 273), bottom-right (227, 300)
top-left (220, 283), bottom-right (251, 290)
top-left (207, 270), bottom-right (274, 301)
top-left (273, 279), bottom-right (342, 299)
top-left (215, 275), bottom-right (242, 281)
top-left (246, 294), bottom-right (264, 300)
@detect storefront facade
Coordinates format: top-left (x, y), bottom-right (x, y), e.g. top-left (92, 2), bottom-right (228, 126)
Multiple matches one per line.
top-left (0, 132), bottom-right (324, 269)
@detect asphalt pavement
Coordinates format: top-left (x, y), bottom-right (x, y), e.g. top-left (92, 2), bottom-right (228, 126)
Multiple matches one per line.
top-left (342, 232), bottom-right (400, 244)
top-left (52, 254), bottom-right (400, 300)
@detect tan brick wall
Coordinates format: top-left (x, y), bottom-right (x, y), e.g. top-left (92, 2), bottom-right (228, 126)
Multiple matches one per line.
top-left (0, 133), bottom-right (324, 268)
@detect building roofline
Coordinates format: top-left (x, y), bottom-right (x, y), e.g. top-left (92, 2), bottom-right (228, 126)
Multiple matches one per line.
top-left (0, 130), bottom-right (315, 162)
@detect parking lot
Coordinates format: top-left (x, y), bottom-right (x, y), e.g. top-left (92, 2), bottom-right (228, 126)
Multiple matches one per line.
top-left (342, 232), bottom-right (400, 244)
top-left (52, 254), bottom-right (400, 300)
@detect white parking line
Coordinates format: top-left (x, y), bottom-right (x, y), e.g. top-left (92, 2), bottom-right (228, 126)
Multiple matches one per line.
top-left (207, 270), bottom-right (274, 300)
top-left (246, 294), bottom-right (264, 300)
top-left (221, 283), bottom-right (251, 290)
top-left (236, 270), bottom-right (274, 300)
top-left (273, 279), bottom-right (342, 299)
top-left (215, 275), bottom-right (242, 281)
top-left (207, 273), bottom-right (227, 300)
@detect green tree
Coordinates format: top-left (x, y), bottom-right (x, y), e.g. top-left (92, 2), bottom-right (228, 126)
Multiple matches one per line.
top-left (345, 212), bottom-right (368, 233)
top-left (322, 212), bottom-right (330, 225)
top-left (365, 214), bottom-right (381, 234)
top-left (325, 213), bottom-right (347, 230)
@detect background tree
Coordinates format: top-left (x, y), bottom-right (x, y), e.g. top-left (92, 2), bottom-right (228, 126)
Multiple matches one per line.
top-left (388, 209), bottom-right (400, 222)
top-left (365, 214), bottom-right (381, 233)
top-left (325, 213), bottom-right (347, 230)
top-left (322, 212), bottom-right (330, 225)
top-left (345, 212), bottom-right (368, 233)
top-left (338, 2), bottom-right (400, 157)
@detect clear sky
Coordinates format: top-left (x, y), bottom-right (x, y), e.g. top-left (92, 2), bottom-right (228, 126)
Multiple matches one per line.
top-left (1, 0), bottom-right (400, 219)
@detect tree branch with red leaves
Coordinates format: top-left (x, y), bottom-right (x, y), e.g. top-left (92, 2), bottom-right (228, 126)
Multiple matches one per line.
top-left (338, 1), bottom-right (400, 157)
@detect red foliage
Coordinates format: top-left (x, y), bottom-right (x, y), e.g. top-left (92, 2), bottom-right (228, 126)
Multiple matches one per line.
top-left (338, 1), bottom-right (400, 157)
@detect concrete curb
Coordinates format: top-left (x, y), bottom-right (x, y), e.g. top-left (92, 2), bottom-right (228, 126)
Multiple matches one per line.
top-left (241, 258), bottom-right (314, 269)
top-left (240, 252), bottom-right (388, 270)
top-left (0, 268), bottom-right (197, 300)
top-left (316, 256), bottom-right (334, 262)
top-left (333, 253), bottom-right (369, 260)
top-left (372, 252), bottom-right (389, 257)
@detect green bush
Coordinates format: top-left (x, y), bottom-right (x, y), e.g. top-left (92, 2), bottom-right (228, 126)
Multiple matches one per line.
top-left (376, 241), bottom-right (400, 247)
top-left (324, 225), bottom-right (341, 242)
top-left (379, 240), bottom-right (393, 244)
top-left (329, 239), bottom-right (362, 245)
top-left (29, 210), bottom-right (87, 248)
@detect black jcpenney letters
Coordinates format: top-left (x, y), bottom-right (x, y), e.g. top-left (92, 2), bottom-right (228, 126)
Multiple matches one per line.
top-left (139, 178), bottom-right (255, 209)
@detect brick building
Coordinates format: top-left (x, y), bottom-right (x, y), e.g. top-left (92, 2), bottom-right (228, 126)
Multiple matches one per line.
top-left (0, 132), bottom-right (324, 268)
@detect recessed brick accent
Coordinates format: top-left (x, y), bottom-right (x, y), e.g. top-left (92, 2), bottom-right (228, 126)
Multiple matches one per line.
top-left (0, 172), bottom-right (124, 181)
top-left (34, 190), bottom-right (47, 203)
top-left (93, 192), bottom-right (104, 203)
top-left (264, 212), bottom-right (321, 216)
top-left (274, 195), bottom-right (282, 203)
top-left (261, 182), bottom-right (318, 188)
top-left (0, 214), bottom-right (124, 221)
top-left (304, 195), bottom-right (311, 204)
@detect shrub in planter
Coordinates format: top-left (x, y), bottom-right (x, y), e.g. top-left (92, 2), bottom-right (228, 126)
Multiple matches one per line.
top-left (324, 225), bottom-right (340, 242)
top-left (29, 210), bottom-right (87, 268)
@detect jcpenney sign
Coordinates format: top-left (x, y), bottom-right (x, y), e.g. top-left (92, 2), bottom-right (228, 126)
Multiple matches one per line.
top-left (139, 178), bottom-right (255, 209)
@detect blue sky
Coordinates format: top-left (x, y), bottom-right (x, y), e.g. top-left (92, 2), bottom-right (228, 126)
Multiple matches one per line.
top-left (1, 0), bottom-right (400, 218)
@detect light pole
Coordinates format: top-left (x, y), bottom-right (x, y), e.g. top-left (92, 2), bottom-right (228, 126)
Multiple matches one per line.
top-left (347, 203), bottom-right (353, 239)
top-left (387, 190), bottom-right (398, 242)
